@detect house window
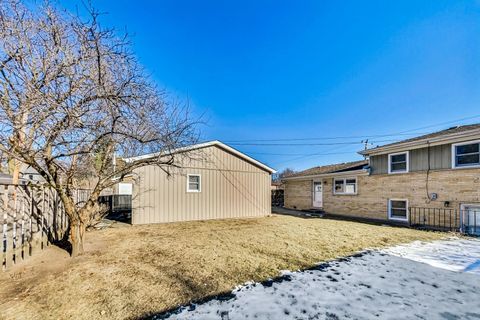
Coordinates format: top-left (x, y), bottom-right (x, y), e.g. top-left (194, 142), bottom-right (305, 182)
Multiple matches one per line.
top-left (333, 178), bottom-right (357, 195)
top-left (453, 141), bottom-right (480, 168)
top-left (388, 199), bottom-right (408, 221)
top-left (388, 151), bottom-right (409, 174)
top-left (187, 174), bottom-right (201, 192)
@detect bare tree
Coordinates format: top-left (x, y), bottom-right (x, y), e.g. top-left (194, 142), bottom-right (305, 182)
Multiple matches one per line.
top-left (0, 1), bottom-right (199, 256)
top-left (272, 168), bottom-right (296, 182)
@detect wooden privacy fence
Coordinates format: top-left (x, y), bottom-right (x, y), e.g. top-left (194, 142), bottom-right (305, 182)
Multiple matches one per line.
top-left (1, 183), bottom-right (69, 270)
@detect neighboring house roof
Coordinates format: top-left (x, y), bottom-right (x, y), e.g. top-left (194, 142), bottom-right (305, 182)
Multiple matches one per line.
top-left (283, 160), bottom-right (368, 180)
top-left (20, 164), bottom-right (41, 175)
top-left (360, 124), bottom-right (480, 156)
top-left (0, 172), bottom-right (28, 185)
top-left (271, 181), bottom-right (284, 190)
top-left (124, 140), bottom-right (276, 174)
top-left (0, 173), bottom-right (13, 184)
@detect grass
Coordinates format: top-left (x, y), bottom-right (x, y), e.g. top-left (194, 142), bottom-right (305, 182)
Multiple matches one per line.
top-left (0, 214), bottom-right (444, 320)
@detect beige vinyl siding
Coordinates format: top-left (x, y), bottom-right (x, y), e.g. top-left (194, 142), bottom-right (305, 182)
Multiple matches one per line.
top-left (370, 144), bottom-right (452, 174)
top-left (131, 145), bottom-right (271, 224)
top-left (370, 154), bottom-right (388, 175)
top-left (409, 144), bottom-right (451, 171)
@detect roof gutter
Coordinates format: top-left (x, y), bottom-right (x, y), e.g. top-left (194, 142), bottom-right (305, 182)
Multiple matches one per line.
top-left (359, 129), bottom-right (480, 156)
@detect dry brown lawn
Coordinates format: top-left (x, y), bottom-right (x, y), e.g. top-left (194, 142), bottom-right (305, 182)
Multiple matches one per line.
top-left (0, 214), bottom-right (444, 320)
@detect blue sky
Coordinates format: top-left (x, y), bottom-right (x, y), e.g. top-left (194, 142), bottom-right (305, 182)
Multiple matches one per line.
top-left (57, 0), bottom-right (480, 172)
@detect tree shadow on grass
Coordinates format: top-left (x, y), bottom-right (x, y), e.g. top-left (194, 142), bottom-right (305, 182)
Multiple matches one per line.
top-left (48, 225), bottom-right (72, 255)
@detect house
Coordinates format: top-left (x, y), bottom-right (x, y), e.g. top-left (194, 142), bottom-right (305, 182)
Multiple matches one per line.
top-left (283, 160), bottom-right (369, 212)
top-left (0, 164), bottom-right (45, 185)
top-left (19, 164), bottom-right (46, 184)
top-left (125, 141), bottom-right (275, 224)
top-left (283, 124), bottom-right (480, 228)
top-left (271, 181), bottom-right (284, 191)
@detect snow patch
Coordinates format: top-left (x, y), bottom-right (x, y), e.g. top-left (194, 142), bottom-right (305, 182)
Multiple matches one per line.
top-left (155, 240), bottom-right (480, 319)
top-left (381, 238), bottom-right (480, 274)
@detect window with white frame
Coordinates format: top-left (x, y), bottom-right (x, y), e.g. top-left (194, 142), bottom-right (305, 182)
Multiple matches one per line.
top-left (388, 151), bottom-right (409, 174)
top-left (453, 141), bottom-right (480, 168)
top-left (388, 199), bottom-right (408, 221)
top-left (187, 174), bottom-right (201, 192)
top-left (333, 178), bottom-right (357, 195)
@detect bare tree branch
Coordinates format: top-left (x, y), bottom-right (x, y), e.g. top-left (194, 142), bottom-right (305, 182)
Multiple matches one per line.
top-left (0, 0), bottom-right (200, 256)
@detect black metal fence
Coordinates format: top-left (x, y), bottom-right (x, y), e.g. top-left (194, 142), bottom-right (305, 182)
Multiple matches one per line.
top-left (271, 189), bottom-right (284, 207)
top-left (98, 195), bottom-right (132, 214)
top-left (409, 207), bottom-right (479, 236)
top-left (409, 207), bottom-right (459, 232)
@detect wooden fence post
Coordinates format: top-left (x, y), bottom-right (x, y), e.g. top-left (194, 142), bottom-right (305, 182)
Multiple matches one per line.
top-left (41, 186), bottom-right (45, 249)
top-left (12, 185), bottom-right (18, 265)
top-left (21, 187), bottom-right (26, 260)
top-left (46, 187), bottom-right (50, 246)
top-left (5, 186), bottom-right (14, 269)
top-left (2, 185), bottom-right (7, 270)
top-left (29, 186), bottom-right (33, 256)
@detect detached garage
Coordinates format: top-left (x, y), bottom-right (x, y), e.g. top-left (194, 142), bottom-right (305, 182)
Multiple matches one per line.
top-left (126, 141), bottom-right (275, 224)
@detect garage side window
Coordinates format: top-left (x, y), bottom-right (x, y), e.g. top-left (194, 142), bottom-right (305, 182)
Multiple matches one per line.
top-left (187, 174), bottom-right (201, 192)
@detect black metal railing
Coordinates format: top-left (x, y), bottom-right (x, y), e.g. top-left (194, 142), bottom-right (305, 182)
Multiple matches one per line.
top-left (98, 195), bottom-right (132, 213)
top-left (272, 189), bottom-right (284, 207)
top-left (409, 207), bottom-right (459, 232)
top-left (409, 207), bottom-right (479, 236)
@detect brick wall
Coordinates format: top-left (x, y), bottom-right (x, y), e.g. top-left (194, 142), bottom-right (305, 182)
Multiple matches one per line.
top-left (284, 168), bottom-right (480, 222)
top-left (284, 179), bottom-right (312, 210)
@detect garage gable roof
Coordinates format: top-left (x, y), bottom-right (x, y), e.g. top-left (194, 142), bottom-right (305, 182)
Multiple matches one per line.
top-left (123, 140), bottom-right (276, 174)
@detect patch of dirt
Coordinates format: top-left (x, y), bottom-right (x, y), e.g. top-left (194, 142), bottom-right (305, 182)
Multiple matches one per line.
top-left (2, 246), bottom-right (69, 294)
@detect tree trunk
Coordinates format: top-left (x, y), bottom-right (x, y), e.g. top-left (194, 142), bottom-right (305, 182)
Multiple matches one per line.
top-left (70, 220), bottom-right (86, 257)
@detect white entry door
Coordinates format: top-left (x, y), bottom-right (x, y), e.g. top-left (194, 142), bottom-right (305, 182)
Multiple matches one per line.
top-left (313, 181), bottom-right (323, 208)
